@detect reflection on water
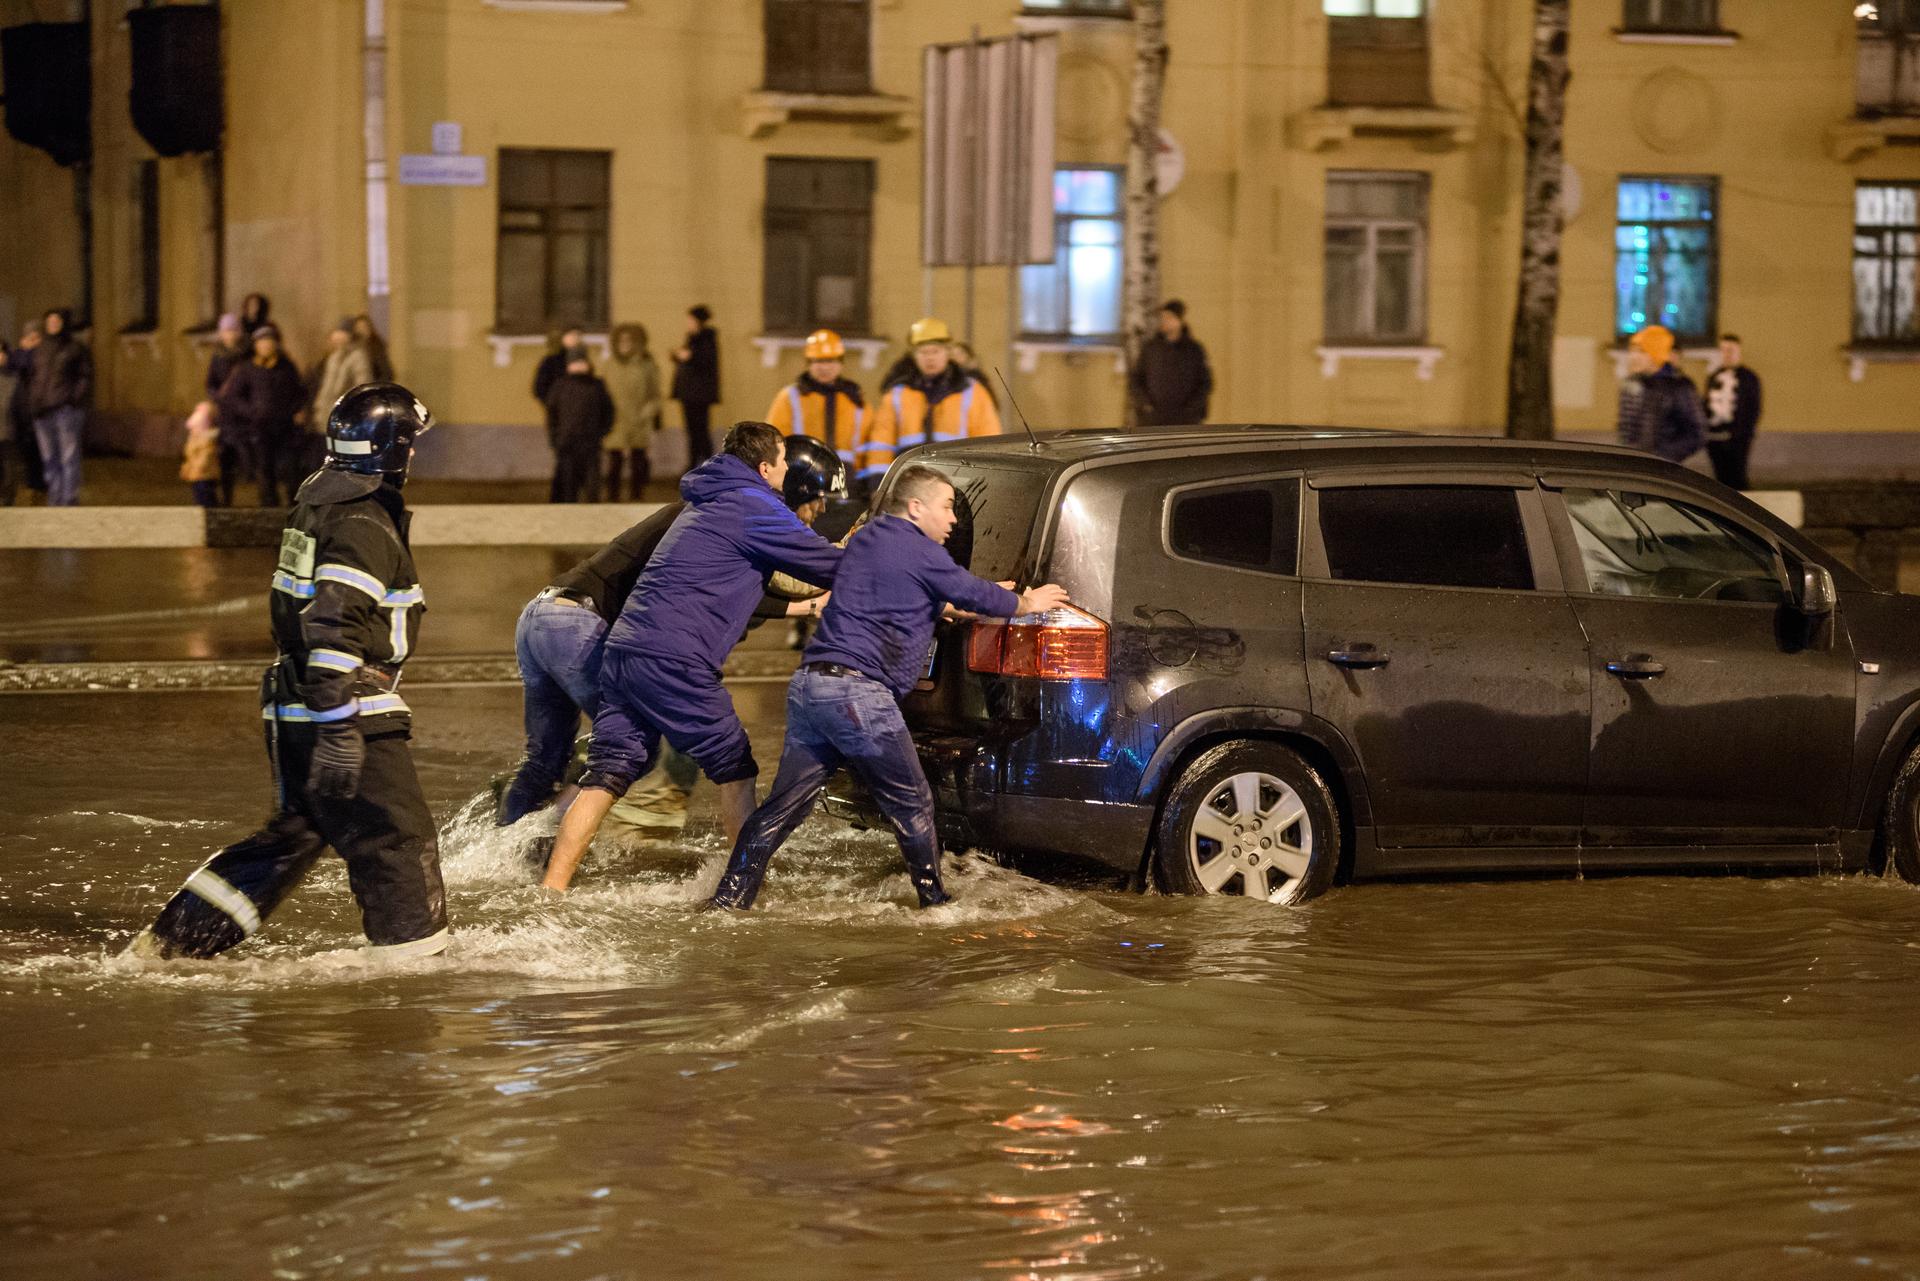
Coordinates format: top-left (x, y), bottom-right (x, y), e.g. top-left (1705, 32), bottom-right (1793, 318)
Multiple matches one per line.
top-left (3, 687), bottom-right (1920, 1279)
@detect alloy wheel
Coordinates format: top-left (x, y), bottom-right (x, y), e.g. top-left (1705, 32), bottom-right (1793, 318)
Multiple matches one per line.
top-left (1186, 770), bottom-right (1313, 902)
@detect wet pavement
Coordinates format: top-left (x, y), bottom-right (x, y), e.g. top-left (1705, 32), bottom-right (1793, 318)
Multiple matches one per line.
top-left (4, 554), bottom-right (1920, 1278)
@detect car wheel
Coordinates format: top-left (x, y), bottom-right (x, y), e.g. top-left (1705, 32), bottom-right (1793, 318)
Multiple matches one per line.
top-left (1880, 741), bottom-right (1920, 885)
top-left (1154, 740), bottom-right (1339, 904)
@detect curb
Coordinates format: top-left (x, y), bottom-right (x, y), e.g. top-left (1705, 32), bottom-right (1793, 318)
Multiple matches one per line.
top-left (0, 503), bottom-right (669, 550)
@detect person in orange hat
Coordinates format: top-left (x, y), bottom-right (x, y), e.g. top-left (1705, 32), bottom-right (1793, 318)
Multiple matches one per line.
top-left (857, 317), bottom-right (1001, 491)
top-left (1617, 324), bottom-right (1706, 464)
top-left (765, 329), bottom-right (865, 474)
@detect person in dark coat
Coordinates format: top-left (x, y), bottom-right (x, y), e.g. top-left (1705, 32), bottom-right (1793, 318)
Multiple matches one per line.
top-left (1130, 300), bottom-right (1213, 427)
top-left (1617, 324), bottom-right (1707, 465)
top-left (2, 322), bottom-right (46, 504)
top-left (544, 348), bottom-right (614, 502)
top-left (1704, 333), bottom-right (1763, 491)
top-left (531, 324), bottom-right (583, 501)
top-left (25, 308), bottom-right (93, 506)
top-left (203, 312), bottom-right (248, 506)
top-left (239, 291), bottom-right (272, 335)
top-left (671, 305), bottom-right (720, 468)
top-left (218, 324), bottom-right (307, 505)
top-left (353, 313), bottom-right (395, 383)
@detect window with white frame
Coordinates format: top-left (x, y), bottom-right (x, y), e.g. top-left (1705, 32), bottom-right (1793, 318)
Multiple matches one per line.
top-left (1854, 182), bottom-right (1920, 346)
top-left (1020, 166), bottom-right (1123, 340)
top-left (1621, 0), bottom-right (1720, 33)
top-left (1022, 0), bottom-right (1129, 14)
top-left (1323, 171), bottom-right (1428, 344)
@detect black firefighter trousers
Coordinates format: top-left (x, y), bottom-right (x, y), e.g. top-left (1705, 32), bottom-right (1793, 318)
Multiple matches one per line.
top-left (142, 721), bottom-right (449, 958)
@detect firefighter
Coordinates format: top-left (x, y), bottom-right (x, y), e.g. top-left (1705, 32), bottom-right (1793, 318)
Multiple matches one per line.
top-left (127, 384), bottom-right (449, 961)
top-left (856, 317), bottom-right (1001, 491)
top-left (765, 329), bottom-right (865, 475)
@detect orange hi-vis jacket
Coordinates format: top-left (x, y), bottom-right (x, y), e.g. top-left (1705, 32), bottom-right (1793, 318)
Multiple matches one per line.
top-left (764, 374), bottom-right (866, 468)
top-left (855, 369), bottom-right (1001, 484)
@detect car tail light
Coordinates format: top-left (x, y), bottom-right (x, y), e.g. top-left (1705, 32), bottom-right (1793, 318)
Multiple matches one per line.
top-left (966, 606), bottom-right (1108, 680)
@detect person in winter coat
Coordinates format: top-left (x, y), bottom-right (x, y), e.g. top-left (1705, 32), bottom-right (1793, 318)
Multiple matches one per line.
top-left (857, 317), bottom-right (1001, 491)
top-left (1617, 324), bottom-right (1707, 465)
top-left (544, 348), bottom-right (614, 503)
top-left (219, 324), bottom-right (308, 505)
top-left (310, 318), bottom-right (373, 427)
top-left (602, 323), bottom-right (662, 502)
top-left (1704, 333), bottom-right (1763, 491)
top-left (671, 305), bottom-right (720, 468)
top-left (539, 422), bottom-right (842, 892)
top-left (1130, 299), bottom-right (1213, 426)
top-left (532, 324), bottom-right (583, 500)
top-left (25, 308), bottom-right (93, 507)
top-left (765, 328), bottom-right (866, 473)
top-left (2, 322), bottom-right (46, 504)
top-left (202, 313), bottom-right (248, 506)
top-left (353, 313), bottom-right (395, 383)
top-left (180, 400), bottom-right (222, 507)
top-left (239, 291), bottom-right (271, 335)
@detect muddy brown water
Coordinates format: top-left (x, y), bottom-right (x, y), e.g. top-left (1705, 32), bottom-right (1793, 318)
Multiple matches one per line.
top-left (3, 681), bottom-right (1919, 1280)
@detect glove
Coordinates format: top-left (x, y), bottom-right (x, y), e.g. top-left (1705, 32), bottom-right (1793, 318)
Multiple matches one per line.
top-left (308, 720), bottom-right (366, 800)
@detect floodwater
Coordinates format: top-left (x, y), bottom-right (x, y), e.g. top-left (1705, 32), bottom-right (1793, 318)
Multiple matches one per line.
top-left (5, 684), bottom-right (1920, 1280)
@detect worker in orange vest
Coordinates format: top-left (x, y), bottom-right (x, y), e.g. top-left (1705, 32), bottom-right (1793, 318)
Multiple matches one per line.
top-left (855, 317), bottom-right (1000, 490)
top-left (764, 329), bottom-right (865, 472)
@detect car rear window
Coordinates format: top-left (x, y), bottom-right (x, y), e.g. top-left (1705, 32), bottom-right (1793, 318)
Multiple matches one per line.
top-left (1167, 480), bottom-right (1300, 574)
top-left (1318, 485), bottom-right (1534, 591)
top-left (905, 462), bottom-right (1052, 581)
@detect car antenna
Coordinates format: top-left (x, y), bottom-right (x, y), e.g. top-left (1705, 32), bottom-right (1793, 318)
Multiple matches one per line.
top-left (993, 368), bottom-right (1042, 453)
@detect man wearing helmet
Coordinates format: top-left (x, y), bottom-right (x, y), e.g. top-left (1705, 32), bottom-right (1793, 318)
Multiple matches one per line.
top-left (858, 317), bottom-right (1001, 492)
top-left (127, 384), bottom-right (450, 961)
top-left (765, 330), bottom-right (866, 476)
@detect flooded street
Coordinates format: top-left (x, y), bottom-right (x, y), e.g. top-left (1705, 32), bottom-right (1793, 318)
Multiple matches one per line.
top-left (5, 676), bottom-right (1920, 1279)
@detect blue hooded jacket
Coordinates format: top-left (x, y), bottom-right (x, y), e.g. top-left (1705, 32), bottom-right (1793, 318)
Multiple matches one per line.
top-left (605, 453), bottom-right (841, 670)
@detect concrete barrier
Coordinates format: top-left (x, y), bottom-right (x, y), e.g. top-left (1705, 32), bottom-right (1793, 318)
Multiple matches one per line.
top-left (0, 503), bottom-right (666, 549)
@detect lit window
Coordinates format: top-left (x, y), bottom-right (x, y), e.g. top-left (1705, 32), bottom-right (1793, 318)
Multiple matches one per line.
top-left (1614, 176), bottom-right (1717, 345)
top-left (1854, 183), bottom-right (1920, 346)
top-left (1022, 0), bottom-right (1129, 14)
top-left (1323, 172), bottom-right (1428, 344)
top-left (1020, 167), bottom-right (1123, 341)
top-left (1857, 0), bottom-right (1920, 116)
top-left (1324, 0), bottom-right (1423, 15)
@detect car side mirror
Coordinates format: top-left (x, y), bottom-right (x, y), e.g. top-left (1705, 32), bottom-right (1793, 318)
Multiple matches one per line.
top-left (1789, 561), bottom-right (1837, 616)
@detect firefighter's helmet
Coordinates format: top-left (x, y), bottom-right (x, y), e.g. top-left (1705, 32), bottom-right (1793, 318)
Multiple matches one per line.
top-left (325, 382), bottom-right (434, 482)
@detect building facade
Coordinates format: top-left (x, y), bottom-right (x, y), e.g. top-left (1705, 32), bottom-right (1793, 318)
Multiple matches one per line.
top-left (1, 0), bottom-right (1915, 479)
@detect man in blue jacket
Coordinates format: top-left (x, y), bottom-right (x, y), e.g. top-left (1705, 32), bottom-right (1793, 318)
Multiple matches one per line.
top-left (541, 421), bottom-right (842, 891)
top-left (707, 464), bottom-right (1070, 910)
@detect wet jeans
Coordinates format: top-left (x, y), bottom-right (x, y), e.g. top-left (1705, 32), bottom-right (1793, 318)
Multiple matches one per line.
top-left (500, 594), bottom-right (607, 825)
top-left (710, 667), bottom-right (948, 910)
top-left (32, 406), bottom-right (84, 506)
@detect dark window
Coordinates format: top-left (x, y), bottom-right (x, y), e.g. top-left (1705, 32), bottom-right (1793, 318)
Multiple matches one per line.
top-left (1621, 0), bottom-right (1719, 33)
top-left (1616, 176), bottom-right (1717, 345)
top-left (1325, 0), bottom-right (1430, 109)
top-left (1563, 487), bottom-right (1783, 603)
top-left (1020, 167), bottom-right (1123, 340)
top-left (1319, 486), bottom-right (1534, 591)
top-left (1858, 1), bottom-right (1920, 117)
top-left (496, 148), bottom-right (610, 333)
top-left (763, 0), bottom-right (870, 95)
top-left (1854, 182), bottom-right (1920, 345)
top-left (198, 152), bottom-right (224, 328)
top-left (764, 157), bottom-right (873, 335)
top-left (126, 159), bottom-right (160, 332)
top-left (902, 463), bottom-right (1049, 580)
top-left (1168, 480), bottom-right (1301, 575)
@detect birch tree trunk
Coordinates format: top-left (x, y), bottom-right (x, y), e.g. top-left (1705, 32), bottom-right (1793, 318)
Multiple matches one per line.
top-left (1504, 0), bottom-right (1570, 440)
top-left (1122, 0), bottom-right (1168, 428)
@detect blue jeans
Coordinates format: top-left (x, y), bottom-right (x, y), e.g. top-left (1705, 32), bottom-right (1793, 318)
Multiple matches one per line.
top-left (500, 595), bottom-right (608, 825)
top-left (710, 667), bottom-right (948, 909)
top-left (33, 406), bottom-right (84, 506)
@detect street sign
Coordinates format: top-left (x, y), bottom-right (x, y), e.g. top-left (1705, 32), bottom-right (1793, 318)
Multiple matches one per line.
top-left (398, 154), bottom-right (487, 186)
top-left (431, 121), bottom-right (462, 155)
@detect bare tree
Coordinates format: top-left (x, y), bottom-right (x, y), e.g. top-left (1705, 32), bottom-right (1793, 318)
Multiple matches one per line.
top-left (1122, 0), bottom-right (1168, 428)
top-left (1505, 0), bottom-right (1570, 440)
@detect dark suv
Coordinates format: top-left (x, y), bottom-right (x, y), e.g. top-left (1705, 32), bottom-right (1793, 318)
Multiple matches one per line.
top-left (826, 427), bottom-right (1920, 903)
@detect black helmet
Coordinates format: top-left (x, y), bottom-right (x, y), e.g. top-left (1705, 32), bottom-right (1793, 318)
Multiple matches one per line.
top-left (325, 382), bottom-right (433, 482)
top-left (782, 434), bottom-right (847, 509)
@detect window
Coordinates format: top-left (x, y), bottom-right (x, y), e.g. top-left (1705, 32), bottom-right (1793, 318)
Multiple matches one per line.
top-left (1021, 0), bottom-right (1129, 14)
top-left (496, 149), bottom-right (610, 333)
top-left (762, 0), bottom-right (870, 96)
top-left (1324, 172), bottom-right (1427, 344)
top-left (1621, 0), bottom-right (1719, 33)
top-left (764, 157), bottom-right (873, 335)
top-left (1167, 480), bottom-right (1301, 575)
top-left (1855, 183), bottom-right (1920, 346)
top-left (1563, 488), bottom-right (1782, 603)
top-left (197, 153), bottom-right (224, 328)
top-left (1020, 167), bottom-right (1123, 340)
top-left (1615, 176), bottom-right (1716, 345)
top-left (1325, 0), bottom-right (1430, 108)
top-left (1319, 486), bottom-right (1534, 591)
top-left (909, 463), bottom-right (1050, 579)
top-left (125, 160), bottom-right (160, 332)
top-left (1857, 0), bottom-right (1920, 117)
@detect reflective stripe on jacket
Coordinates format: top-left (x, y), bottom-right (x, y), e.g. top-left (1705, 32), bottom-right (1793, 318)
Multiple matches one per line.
top-left (856, 373), bottom-right (1001, 483)
top-left (766, 377), bottom-right (865, 465)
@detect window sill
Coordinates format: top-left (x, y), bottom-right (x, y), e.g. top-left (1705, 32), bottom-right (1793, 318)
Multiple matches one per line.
top-left (740, 91), bottom-right (913, 140)
top-left (1315, 345), bottom-right (1442, 381)
top-left (1287, 105), bottom-right (1475, 153)
top-left (1014, 13), bottom-right (1134, 33)
top-left (118, 330), bottom-right (161, 356)
top-left (486, 331), bottom-right (611, 369)
top-left (751, 334), bottom-right (888, 370)
top-left (1825, 114), bottom-right (1920, 161)
top-left (1613, 29), bottom-right (1738, 46)
top-left (1846, 347), bottom-right (1920, 383)
top-left (1014, 339), bottom-right (1127, 375)
top-left (482, 0), bottom-right (629, 13)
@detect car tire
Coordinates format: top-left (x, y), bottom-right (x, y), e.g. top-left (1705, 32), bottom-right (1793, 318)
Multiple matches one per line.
top-left (1154, 740), bottom-right (1340, 904)
top-left (1880, 741), bottom-right (1920, 885)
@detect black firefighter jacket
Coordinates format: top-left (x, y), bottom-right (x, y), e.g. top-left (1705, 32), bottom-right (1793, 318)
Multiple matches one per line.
top-left (268, 469), bottom-right (425, 732)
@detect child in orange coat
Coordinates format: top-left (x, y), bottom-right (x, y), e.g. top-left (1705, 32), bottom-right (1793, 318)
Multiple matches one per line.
top-left (180, 400), bottom-right (221, 507)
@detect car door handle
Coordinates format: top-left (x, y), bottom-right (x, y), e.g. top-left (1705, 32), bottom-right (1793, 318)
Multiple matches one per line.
top-left (1326, 645), bottom-right (1390, 670)
top-left (1605, 655), bottom-right (1666, 679)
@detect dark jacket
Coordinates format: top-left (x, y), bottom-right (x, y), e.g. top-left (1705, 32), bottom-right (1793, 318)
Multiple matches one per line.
top-left (4, 344), bottom-right (32, 441)
top-left (604, 452), bottom-right (840, 671)
top-left (218, 355), bottom-right (306, 439)
top-left (544, 371), bottom-right (615, 451)
top-left (28, 330), bottom-right (93, 416)
top-left (1618, 363), bottom-right (1708, 463)
top-left (532, 349), bottom-right (568, 415)
top-left (1130, 331), bottom-right (1212, 426)
top-left (1704, 365), bottom-right (1763, 444)
top-left (268, 468), bottom-right (424, 731)
top-left (671, 326), bottom-right (720, 405)
top-left (205, 341), bottom-right (247, 401)
top-left (804, 513), bottom-right (1021, 698)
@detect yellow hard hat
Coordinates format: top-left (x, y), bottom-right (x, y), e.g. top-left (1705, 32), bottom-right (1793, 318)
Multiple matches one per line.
top-left (803, 329), bottom-right (845, 361)
top-left (907, 316), bottom-right (952, 348)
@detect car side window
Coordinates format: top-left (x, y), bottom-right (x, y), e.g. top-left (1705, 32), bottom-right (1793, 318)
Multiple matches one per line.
top-left (1562, 487), bottom-right (1783, 603)
top-left (1167, 479), bottom-right (1300, 575)
top-left (1318, 485), bottom-right (1535, 591)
